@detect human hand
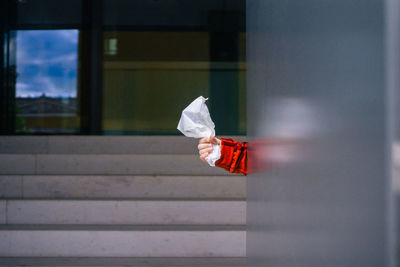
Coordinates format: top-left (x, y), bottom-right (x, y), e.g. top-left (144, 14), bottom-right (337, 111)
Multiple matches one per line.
top-left (198, 136), bottom-right (221, 163)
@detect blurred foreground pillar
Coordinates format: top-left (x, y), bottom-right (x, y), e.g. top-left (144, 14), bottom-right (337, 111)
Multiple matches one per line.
top-left (246, 0), bottom-right (399, 266)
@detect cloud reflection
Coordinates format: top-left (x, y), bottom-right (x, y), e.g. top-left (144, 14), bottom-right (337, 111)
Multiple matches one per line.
top-left (15, 30), bottom-right (79, 98)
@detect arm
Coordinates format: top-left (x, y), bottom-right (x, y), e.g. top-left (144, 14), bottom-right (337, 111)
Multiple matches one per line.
top-left (215, 138), bottom-right (247, 176)
top-left (198, 136), bottom-right (247, 175)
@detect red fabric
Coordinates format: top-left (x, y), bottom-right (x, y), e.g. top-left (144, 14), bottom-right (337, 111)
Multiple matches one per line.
top-left (215, 138), bottom-right (247, 175)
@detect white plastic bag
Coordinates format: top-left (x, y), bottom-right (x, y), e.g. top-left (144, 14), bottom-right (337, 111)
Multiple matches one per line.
top-left (177, 96), bottom-right (221, 166)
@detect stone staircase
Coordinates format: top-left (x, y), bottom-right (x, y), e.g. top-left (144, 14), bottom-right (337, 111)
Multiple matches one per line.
top-left (0, 136), bottom-right (246, 266)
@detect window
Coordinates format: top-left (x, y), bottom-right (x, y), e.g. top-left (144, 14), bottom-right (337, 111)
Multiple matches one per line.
top-left (1, 0), bottom-right (246, 135)
top-left (14, 30), bottom-right (80, 134)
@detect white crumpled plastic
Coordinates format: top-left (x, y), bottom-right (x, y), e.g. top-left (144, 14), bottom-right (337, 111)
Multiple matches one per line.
top-left (177, 96), bottom-right (221, 166)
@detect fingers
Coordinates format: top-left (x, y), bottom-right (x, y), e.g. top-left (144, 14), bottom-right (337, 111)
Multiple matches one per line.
top-left (198, 141), bottom-right (213, 163)
top-left (199, 136), bottom-right (220, 145)
top-left (199, 152), bottom-right (208, 162)
top-left (210, 136), bottom-right (221, 145)
top-left (199, 145), bottom-right (211, 162)
top-left (198, 136), bottom-right (221, 163)
top-left (198, 144), bottom-right (213, 157)
top-left (198, 143), bottom-right (211, 150)
top-left (199, 146), bottom-right (213, 154)
top-left (199, 137), bottom-right (209, 144)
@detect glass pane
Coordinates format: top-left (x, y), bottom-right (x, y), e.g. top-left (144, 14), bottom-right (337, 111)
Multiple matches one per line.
top-left (2, 0), bottom-right (245, 135)
top-left (14, 30), bottom-right (80, 134)
top-left (238, 32), bottom-right (246, 134)
top-left (15, 0), bottom-right (82, 26)
top-left (102, 31), bottom-right (210, 134)
top-left (102, 0), bottom-right (245, 135)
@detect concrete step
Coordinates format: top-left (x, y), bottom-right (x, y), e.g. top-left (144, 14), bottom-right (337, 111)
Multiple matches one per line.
top-left (0, 225), bottom-right (246, 257)
top-left (0, 175), bottom-right (245, 199)
top-left (0, 201), bottom-right (4, 224)
top-left (0, 154), bottom-right (232, 175)
top-left (0, 136), bottom-right (246, 154)
top-left (0, 257), bottom-right (247, 267)
top-left (4, 200), bottom-right (245, 225)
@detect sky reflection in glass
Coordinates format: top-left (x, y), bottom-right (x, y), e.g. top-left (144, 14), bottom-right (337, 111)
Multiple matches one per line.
top-left (15, 30), bottom-right (79, 98)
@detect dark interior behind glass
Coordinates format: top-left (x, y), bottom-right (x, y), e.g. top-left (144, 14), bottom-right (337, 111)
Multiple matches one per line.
top-left (1, 0), bottom-right (245, 135)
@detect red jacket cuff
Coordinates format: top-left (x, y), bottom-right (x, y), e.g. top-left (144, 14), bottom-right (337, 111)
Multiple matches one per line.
top-left (215, 138), bottom-right (247, 175)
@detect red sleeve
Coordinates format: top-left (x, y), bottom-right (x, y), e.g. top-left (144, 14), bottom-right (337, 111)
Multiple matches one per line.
top-left (215, 138), bottom-right (247, 175)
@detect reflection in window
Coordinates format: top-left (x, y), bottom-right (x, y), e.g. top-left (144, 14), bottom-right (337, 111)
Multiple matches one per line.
top-left (102, 31), bottom-right (211, 135)
top-left (102, 31), bottom-right (246, 135)
top-left (15, 30), bottom-right (79, 134)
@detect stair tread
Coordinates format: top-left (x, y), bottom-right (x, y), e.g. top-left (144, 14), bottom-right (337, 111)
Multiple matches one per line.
top-left (0, 136), bottom-right (246, 154)
top-left (2, 197), bottom-right (246, 201)
top-left (0, 154), bottom-right (231, 175)
top-left (0, 229), bottom-right (245, 257)
top-left (4, 200), bottom-right (245, 225)
top-left (0, 224), bottom-right (246, 231)
top-left (0, 257), bottom-right (247, 267)
top-left (1, 175), bottom-right (245, 199)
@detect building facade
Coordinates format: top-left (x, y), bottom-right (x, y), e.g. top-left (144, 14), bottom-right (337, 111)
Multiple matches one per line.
top-left (0, 0), bottom-right (246, 136)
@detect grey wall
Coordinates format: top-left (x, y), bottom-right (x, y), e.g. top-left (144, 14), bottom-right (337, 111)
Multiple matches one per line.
top-left (388, 0), bottom-right (400, 265)
top-left (247, 0), bottom-right (396, 266)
